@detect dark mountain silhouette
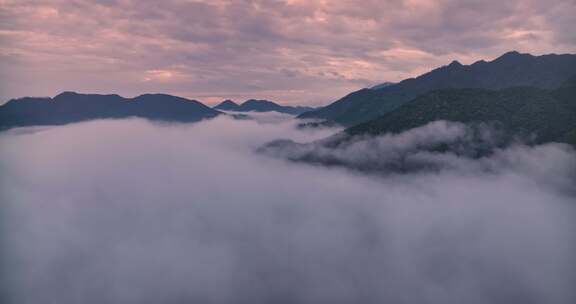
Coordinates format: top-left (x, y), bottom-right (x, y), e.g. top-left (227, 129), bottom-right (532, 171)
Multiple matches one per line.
top-left (345, 79), bottom-right (576, 145)
top-left (370, 82), bottom-right (396, 90)
top-left (298, 51), bottom-right (576, 126)
top-left (213, 99), bottom-right (315, 115)
top-left (0, 92), bottom-right (221, 130)
top-left (260, 79), bottom-right (576, 174)
top-left (213, 100), bottom-right (240, 111)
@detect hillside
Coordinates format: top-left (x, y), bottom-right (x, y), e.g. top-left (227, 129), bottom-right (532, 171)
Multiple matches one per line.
top-left (345, 81), bottom-right (576, 146)
top-left (259, 80), bottom-right (576, 174)
top-left (298, 51), bottom-right (576, 126)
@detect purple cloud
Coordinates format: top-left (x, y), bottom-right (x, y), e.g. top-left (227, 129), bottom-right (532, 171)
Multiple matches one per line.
top-left (1, 0), bottom-right (575, 105)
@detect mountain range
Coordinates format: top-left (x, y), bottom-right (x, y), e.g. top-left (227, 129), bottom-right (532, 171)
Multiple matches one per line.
top-left (346, 78), bottom-right (576, 146)
top-left (0, 92), bottom-right (222, 130)
top-left (2, 50), bottom-right (575, 150)
top-left (0, 93), bottom-right (315, 131)
top-left (259, 51), bottom-right (576, 173)
top-left (214, 99), bottom-right (315, 115)
top-left (260, 79), bottom-right (576, 173)
top-left (298, 51), bottom-right (576, 127)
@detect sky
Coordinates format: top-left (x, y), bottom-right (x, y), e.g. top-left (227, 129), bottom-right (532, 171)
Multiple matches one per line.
top-left (1, 0), bottom-right (575, 105)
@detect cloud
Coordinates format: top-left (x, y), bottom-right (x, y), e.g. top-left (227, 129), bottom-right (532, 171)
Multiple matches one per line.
top-left (1, 0), bottom-right (575, 104)
top-left (142, 69), bottom-right (179, 82)
top-left (260, 120), bottom-right (576, 194)
top-left (0, 116), bottom-right (575, 303)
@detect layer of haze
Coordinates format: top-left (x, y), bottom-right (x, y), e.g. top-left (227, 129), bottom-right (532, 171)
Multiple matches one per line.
top-left (0, 115), bottom-right (575, 304)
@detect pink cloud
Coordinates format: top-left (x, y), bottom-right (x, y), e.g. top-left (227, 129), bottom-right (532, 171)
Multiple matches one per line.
top-left (1, 0), bottom-right (574, 105)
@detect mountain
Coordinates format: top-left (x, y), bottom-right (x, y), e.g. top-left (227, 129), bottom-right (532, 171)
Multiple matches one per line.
top-left (298, 51), bottom-right (576, 126)
top-left (370, 82), bottom-right (396, 90)
top-left (344, 78), bottom-right (576, 146)
top-left (561, 128), bottom-right (576, 146)
top-left (0, 92), bottom-right (221, 130)
top-left (213, 100), bottom-right (240, 111)
top-left (259, 80), bottom-right (576, 173)
top-left (213, 99), bottom-right (315, 115)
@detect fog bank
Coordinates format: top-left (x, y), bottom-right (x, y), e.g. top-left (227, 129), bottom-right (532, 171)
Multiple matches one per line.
top-left (1, 115), bottom-right (575, 304)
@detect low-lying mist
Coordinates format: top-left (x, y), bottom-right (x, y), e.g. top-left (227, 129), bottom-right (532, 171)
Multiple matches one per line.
top-left (260, 120), bottom-right (576, 182)
top-left (0, 114), bottom-right (575, 304)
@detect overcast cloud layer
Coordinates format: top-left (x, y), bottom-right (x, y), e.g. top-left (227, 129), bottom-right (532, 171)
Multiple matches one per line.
top-left (1, 0), bottom-right (575, 104)
top-left (1, 116), bottom-right (575, 303)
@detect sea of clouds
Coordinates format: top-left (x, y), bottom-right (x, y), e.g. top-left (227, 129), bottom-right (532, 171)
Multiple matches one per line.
top-left (0, 114), bottom-right (575, 304)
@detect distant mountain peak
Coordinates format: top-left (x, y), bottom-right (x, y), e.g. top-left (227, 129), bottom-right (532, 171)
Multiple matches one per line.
top-left (213, 99), bottom-right (240, 111)
top-left (54, 91), bottom-right (79, 98)
top-left (448, 60), bottom-right (463, 67)
top-left (494, 50), bottom-right (532, 62)
top-left (138, 93), bottom-right (171, 98)
top-left (134, 93), bottom-right (196, 103)
top-left (53, 91), bottom-right (125, 104)
top-left (242, 99), bottom-right (278, 106)
top-left (370, 82), bottom-right (396, 90)
top-left (501, 50), bottom-right (522, 56)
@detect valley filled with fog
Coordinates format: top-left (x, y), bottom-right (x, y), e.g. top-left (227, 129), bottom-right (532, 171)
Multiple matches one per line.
top-left (1, 114), bottom-right (575, 304)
